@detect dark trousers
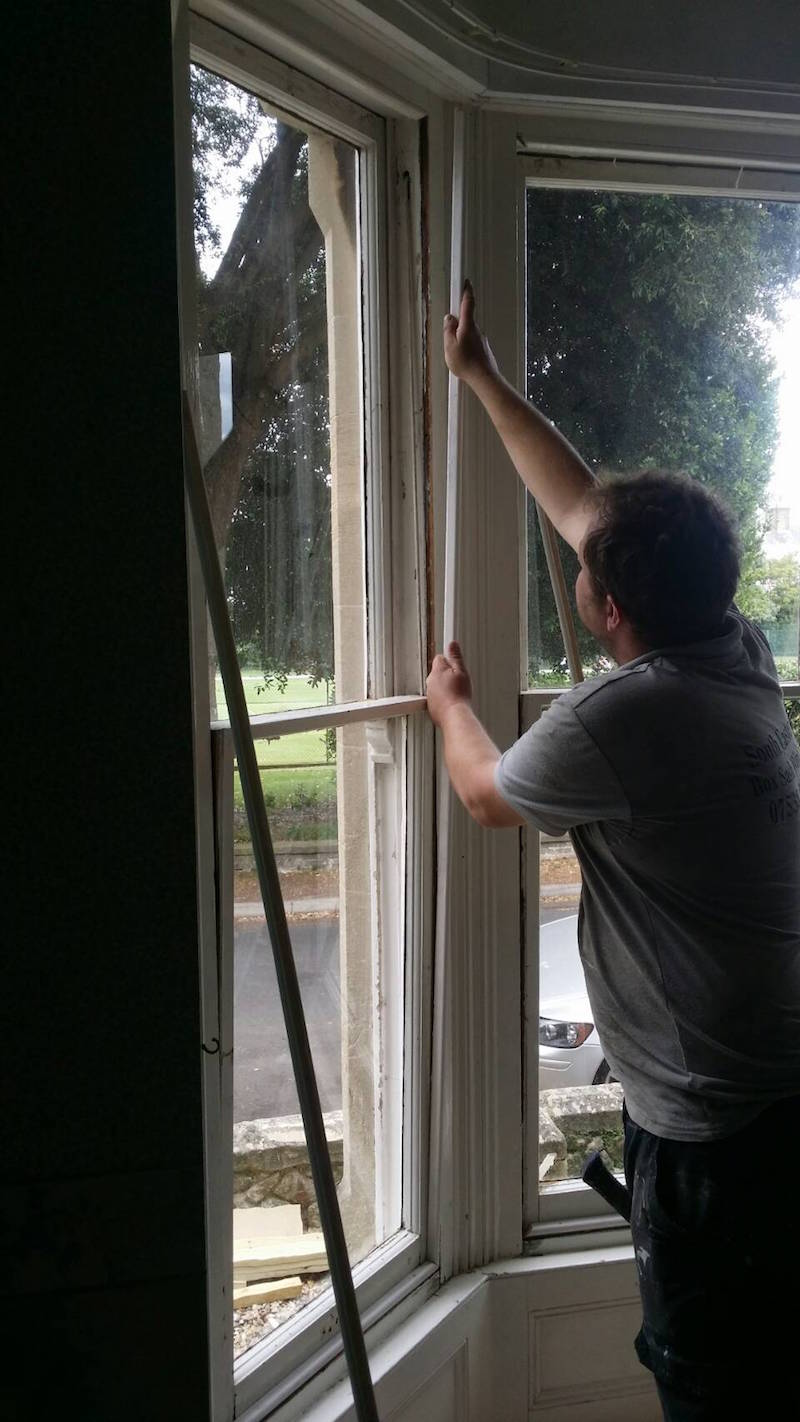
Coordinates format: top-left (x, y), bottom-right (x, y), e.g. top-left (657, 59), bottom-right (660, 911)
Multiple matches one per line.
top-left (623, 1096), bottom-right (800, 1420)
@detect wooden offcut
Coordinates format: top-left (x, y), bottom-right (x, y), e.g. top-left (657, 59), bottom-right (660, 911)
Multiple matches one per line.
top-left (233, 1204), bottom-right (302, 1241)
top-left (233, 1276), bottom-right (303, 1307)
top-left (234, 1231), bottom-right (328, 1284)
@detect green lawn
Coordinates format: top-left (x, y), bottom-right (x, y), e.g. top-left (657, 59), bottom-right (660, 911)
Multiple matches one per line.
top-left (219, 671), bottom-right (338, 818)
top-left (216, 670), bottom-right (330, 716)
top-left (216, 672), bottom-right (333, 769)
top-left (251, 728), bottom-right (331, 769)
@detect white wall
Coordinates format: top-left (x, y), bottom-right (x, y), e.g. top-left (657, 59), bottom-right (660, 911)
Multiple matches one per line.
top-left (270, 1258), bottom-right (660, 1421)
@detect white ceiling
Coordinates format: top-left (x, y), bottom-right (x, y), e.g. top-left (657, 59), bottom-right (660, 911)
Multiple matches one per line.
top-left (341, 0), bottom-right (800, 107)
top-left (393, 0), bottom-right (799, 86)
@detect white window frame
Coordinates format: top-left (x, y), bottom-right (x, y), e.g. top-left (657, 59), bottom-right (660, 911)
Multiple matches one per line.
top-left (181, 16), bottom-right (437, 1417)
top-left (215, 703), bottom-right (434, 1419)
top-left (519, 148), bottom-right (800, 1233)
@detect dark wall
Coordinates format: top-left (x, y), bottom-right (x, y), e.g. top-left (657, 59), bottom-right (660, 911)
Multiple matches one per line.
top-left (5, 5), bottom-right (209, 1417)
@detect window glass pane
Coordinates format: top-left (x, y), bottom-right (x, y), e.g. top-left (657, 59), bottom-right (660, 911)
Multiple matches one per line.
top-left (537, 833), bottom-right (623, 1187)
top-left (232, 722), bottom-right (404, 1358)
top-left (191, 67), bottom-right (367, 717)
top-left (527, 496), bottom-right (609, 687)
top-left (786, 699), bottom-right (800, 742)
top-left (526, 187), bottom-right (800, 685)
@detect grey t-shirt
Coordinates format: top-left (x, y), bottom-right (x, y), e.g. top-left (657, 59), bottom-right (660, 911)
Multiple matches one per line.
top-left (495, 611), bottom-right (800, 1139)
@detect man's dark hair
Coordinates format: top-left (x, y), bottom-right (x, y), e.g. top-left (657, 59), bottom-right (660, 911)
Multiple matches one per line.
top-left (581, 472), bottom-right (741, 648)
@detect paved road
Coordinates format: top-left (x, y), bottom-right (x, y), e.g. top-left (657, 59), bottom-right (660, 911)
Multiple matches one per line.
top-left (234, 916), bottom-right (341, 1122)
top-left (541, 905), bottom-right (578, 925)
top-left (233, 901), bottom-right (578, 1122)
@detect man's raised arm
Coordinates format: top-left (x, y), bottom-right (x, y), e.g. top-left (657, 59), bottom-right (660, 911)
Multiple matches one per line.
top-left (444, 280), bottom-right (596, 554)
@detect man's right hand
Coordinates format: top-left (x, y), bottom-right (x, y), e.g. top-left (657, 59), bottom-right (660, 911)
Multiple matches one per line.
top-left (443, 279), bottom-right (499, 387)
top-left (442, 278), bottom-right (595, 555)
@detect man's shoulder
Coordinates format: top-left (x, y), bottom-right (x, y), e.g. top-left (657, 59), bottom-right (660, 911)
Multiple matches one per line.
top-left (552, 660), bottom-right (685, 756)
top-left (557, 661), bottom-right (657, 717)
top-left (729, 606), bottom-right (780, 675)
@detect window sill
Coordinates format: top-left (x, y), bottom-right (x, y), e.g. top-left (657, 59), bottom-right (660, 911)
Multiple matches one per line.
top-left (234, 1232), bottom-right (435, 1419)
top-left (524, 1217), bottom-right (632, 1257)
top-left (524, 1176), bottom-right (632, 1253)
top-left (491, 1236), bottom-right (636, 1275)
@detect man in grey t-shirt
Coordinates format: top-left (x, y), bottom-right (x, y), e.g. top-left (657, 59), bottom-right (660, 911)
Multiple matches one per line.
top-left (427, 282), bottom-right (800, 1416)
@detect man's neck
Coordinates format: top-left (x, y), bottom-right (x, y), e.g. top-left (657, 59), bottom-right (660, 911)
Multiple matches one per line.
top-left (608, 627), bottom-right (651, 666)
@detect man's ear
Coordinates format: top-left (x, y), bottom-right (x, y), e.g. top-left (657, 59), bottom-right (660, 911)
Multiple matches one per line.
top-left (605, 595), bottom-right (622, 632)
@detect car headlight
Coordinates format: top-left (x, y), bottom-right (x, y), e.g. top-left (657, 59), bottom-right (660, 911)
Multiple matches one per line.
top-left (538, 1018), bottom-right (594, 1049)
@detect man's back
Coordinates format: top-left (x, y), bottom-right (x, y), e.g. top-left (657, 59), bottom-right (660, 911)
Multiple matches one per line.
top-left (496, 610), bottom-right (800, 1138)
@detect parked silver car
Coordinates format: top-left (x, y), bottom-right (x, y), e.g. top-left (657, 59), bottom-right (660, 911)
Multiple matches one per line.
top-left (538, 914), bottom-right (615, 1088)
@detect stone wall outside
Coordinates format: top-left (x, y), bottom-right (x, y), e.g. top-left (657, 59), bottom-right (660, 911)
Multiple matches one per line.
top-left (234, 1111), bottom-right (343, 1229)
top-left (235, 1089), bottom-right (625, 1225)
top-left (539, 1083), bottom-right (625, 1182)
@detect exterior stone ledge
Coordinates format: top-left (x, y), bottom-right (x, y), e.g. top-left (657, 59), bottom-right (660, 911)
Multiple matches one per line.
top-left (539, 1084), bottom-right (625, 1182)
top-left (538, 1103), bottom-right (567, 1181)
top-left (233, 1111), bottom-right (343, 1226)
top-left (234, 1111), bottom-right (343, 1156)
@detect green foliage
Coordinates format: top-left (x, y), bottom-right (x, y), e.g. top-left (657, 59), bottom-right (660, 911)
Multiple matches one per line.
top-left (737, 553), bottom-right (800, 626)
top-left (785, 699), bottom-right (800, 748)
top-left (765, 555), bottom-right (800, 624)
top-left (526, 189), bottom-right (800, 678)
top-left (253, 668), bottom-right (289, 698)
top-left (234, 764), bottom-right (336, 814)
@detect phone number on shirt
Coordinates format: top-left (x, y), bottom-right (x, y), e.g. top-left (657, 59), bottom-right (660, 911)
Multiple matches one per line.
top-left (769, 788), bottom-right (800, 824)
